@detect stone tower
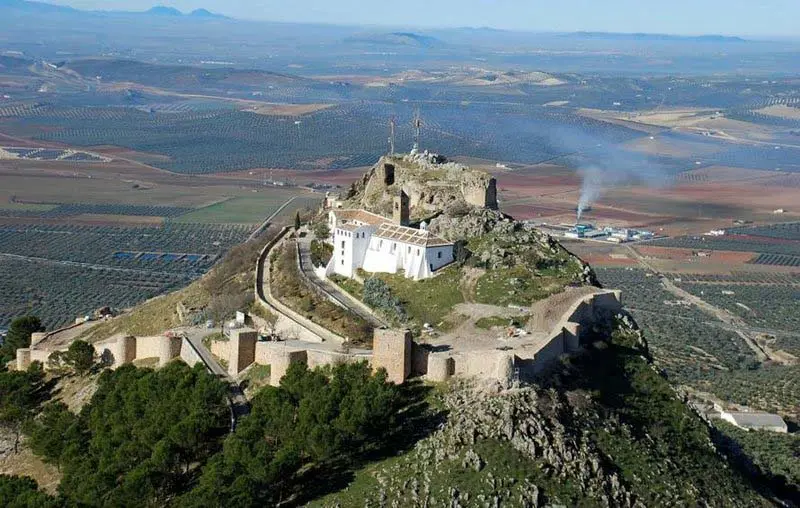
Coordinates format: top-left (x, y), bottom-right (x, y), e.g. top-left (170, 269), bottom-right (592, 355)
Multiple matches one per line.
top-left (372, 328), bottom-right (412, 384)
top-left (393, 190), bottom-right (410, 226)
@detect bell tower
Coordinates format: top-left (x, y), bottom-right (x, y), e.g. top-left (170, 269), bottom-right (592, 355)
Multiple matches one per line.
top-left (393, 189), bottom-right (410, 226)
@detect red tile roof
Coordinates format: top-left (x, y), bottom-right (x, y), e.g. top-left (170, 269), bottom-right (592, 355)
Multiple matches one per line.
top-left (331, 209), bottom-right (390, 226)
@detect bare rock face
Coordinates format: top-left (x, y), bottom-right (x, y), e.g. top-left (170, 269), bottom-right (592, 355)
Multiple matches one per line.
top-left (428, 207), bottom-right (512, 241)
top-left (328, 382), bottom-right (644, 508)
top-left (344, 155), bottom-right (497, 218)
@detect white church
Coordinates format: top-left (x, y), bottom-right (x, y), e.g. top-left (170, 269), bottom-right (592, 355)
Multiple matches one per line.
top-left (325, 191), bottom-right (455, 280)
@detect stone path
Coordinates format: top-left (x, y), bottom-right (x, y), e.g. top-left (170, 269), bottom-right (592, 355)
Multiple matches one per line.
top-left (295, 230), bottom-right (389, 329)
top-left (182, 328), bottom-right (250, 430)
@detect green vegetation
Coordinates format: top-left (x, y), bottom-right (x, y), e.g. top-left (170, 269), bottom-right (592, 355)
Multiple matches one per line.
top-left (271, 241), bottom-right (372, 345)
top-left (311, 220), bottom-right (330, 241)
top-left (173, 195), bottom-right (294, 225)
top-left (26, 362), bottom-right (229, 506)
top-left (63, 341), bottom-right (95, 375)
top-left (715, 420), bottom-right (800, 489)
top-left (312, 438), bottom-right (552, 507)
top-left (0, 364), bottom-right (49, 455)
top-left (82, 232), bottom-right (269, 341)
top-left (0, 475), bottom-right (60, 508)
top-left (0, 316), bottom-right (43, 365)
top-left (242, 364), bottom-right (271, 392)
top-left (373, 266), bottom-right (464, 328)
top-left (475, 265), bottom-right (567, 306)
top-left (0, 223), bottom-right (256, 330)
top-left (182, 362), bottom-right (405, 506)
top-left (362, 277), bottom-right (407, 323)
top-left (468, 230), bottom-right (584, 307)
top-left (319, 323), bottom-right (775, 506)
top-left (679, 283), bottom-right (800, 342)
top-left (595, 267), bottom-right (800, 419)
top-left (309, 239), bottom-right (333, 268)
top-left (330, 274), bottom-right (364, 300)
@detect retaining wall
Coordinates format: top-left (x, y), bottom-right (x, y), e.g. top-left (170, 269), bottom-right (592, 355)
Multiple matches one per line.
top-left (179, 337), bottom-right (204, 368)
top-left (255, 228), bottom-right (344, 344)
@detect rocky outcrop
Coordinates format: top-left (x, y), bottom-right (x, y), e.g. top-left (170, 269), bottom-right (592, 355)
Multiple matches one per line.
top-left (429, 208), bottom-right (597, 286)
top-left (332, 382), bottom-right (642, 507)
top-left (344, 155), bottom-right (498, 218)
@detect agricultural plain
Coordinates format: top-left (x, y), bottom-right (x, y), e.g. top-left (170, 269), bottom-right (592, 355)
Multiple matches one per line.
top-left (0, 155), bottom-right (320, 329)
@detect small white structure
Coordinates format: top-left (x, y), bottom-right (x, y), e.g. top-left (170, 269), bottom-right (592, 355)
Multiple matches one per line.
top-left (325, 192), bottom-right (455, 280)
top-left (705, 229), bottom-right (726, 237)
top-left (720, 410), bottom-right (788, 433)
top-left (611, 229), bottom-right (633, 241)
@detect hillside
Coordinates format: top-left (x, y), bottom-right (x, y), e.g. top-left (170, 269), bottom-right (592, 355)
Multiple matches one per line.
top-left (314, 321), bottom-right (778, 506)
top-left (62, 58), bottom-right (308, 92)
top-left (329, 154), bottom-right (596, 332)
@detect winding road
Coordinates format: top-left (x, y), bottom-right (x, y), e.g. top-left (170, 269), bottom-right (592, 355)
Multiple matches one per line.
top-left (295, 230), bottom-right (389, 329)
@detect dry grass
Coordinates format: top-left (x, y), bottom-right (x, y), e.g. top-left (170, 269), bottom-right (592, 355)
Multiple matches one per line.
top-left (80, 283), bottom-right (208, 341)
top-left (754, 104), bottom-right (800, 120)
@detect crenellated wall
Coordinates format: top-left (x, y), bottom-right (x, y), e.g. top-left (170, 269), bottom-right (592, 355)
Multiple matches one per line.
top-left (14, 333), bottom-right (184, 372)
top-left (13, 288), bottom-right (622, 393)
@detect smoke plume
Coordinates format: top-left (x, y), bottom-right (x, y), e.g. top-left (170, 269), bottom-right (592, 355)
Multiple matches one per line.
top-left (547, 128), bottom-right (671, 222)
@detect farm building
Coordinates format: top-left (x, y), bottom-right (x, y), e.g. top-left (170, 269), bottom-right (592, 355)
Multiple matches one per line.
top-left (720, 410), bottom-right (788, 433)
top-left (325, 192), bottom-right (455, 280)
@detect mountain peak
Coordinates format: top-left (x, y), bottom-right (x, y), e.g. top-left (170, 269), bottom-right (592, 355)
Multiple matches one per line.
top-left (146, 5), bottom-right (182, 16)
top-left (189, 8), bottom-right (224, 18)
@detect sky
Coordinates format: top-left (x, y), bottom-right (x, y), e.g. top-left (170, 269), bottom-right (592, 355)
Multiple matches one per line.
top-left (48, 0), bottom-right (800, 37)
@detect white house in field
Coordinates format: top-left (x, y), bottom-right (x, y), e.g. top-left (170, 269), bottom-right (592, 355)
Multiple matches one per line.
top-left (325, 192), bottom-right (455, 280)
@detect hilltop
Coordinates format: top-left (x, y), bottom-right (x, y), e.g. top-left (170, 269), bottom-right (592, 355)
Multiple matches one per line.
top-left (3, 155), bottom-right (792, 507)
top-left (330, 154), bottom-right (596, 333)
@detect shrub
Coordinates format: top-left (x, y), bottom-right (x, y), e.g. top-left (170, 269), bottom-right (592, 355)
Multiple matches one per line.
top-left (362, 277), bottom-right (407, 323)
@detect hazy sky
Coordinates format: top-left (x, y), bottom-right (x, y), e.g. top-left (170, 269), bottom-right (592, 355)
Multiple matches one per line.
top-left (49, 0), bottom-right (799, 36)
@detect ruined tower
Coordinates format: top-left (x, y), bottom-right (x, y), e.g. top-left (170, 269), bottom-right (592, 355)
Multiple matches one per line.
top-left (393, 189), bottom-right (410, 226)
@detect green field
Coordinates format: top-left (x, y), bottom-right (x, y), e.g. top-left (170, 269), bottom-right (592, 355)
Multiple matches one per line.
top-left (0, 202), bottom-right (58, 211)
top-left (172, 194), bottom-right (295, 224)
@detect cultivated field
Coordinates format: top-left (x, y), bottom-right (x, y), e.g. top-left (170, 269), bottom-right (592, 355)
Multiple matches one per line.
top-left (596, 267), bottom-right (799, 419)
top-left (0, 157), bottom-right (321, 330)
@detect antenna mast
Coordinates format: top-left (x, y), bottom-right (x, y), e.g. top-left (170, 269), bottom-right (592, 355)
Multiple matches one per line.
top-left (388, 117), bottom-right (396, 156)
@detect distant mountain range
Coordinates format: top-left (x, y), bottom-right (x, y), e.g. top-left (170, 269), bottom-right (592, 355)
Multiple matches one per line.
top-left (0, 0), bottom-right (753, 43)
top-left (345, 32), bottom-right (443, 48)
top-left (564, 31), bottom-right (748, 43)
top-left (0, 0), bottom-right (227, 19)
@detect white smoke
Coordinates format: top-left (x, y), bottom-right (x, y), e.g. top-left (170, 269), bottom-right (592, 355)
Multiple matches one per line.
top-left (546, 128), bottom-right (672, 223)
top-left (576, 166), bottom-right (602, 222)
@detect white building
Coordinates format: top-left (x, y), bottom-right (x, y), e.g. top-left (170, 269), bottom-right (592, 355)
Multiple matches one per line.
top-left (720, 410), bottom-right (788, 433)
top-left (325, 195), bottom-right (455, 280)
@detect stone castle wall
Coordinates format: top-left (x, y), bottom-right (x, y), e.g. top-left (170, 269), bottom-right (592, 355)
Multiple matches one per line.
top-left (228, 329), bottom-right (257, 376)
top-left (136, 336), bottom-right (166, 360)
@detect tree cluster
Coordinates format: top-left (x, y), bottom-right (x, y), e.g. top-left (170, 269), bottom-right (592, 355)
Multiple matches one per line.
top-left (25, 362), bottom-right (230, 506)
top-left (0, 363), bottom-right (49, 454)
top-left (0, 316), bottom-right (44, 365)
top-left (182, 361), bottom-right (403, 507)
top-left (47, 340), bottom-right (96, 376)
